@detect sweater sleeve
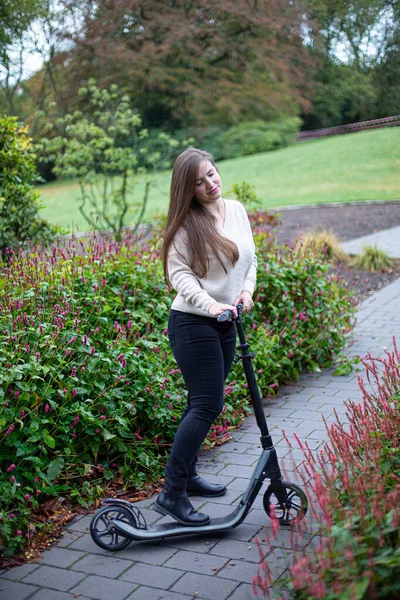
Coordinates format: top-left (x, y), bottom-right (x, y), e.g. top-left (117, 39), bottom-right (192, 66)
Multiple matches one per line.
top-left (167, 232), bottom-right (217, 313)
top-left (240, 204), bottom-right (257, 296)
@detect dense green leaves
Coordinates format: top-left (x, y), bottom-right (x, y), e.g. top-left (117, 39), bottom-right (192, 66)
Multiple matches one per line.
top-left (0, 115), bottom-right (56, 253)
top-left (0, 225), bottom-right (355, 558)
top-left (36, 79), bottom-right (181, 239)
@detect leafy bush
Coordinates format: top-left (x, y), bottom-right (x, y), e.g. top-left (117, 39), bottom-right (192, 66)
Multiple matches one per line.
top-left (294, 230), bottom-right (349, 264)
top-left (35, 79), bottom-right (181, 241)
top-left (0, 237), bottom-right (247, 558)
top-left (248, 234), bottom-right (355, 393)
top-left (0, 222), bottom-right (355, 559)
top-left (0, 115), bottom-right (56, 254)
top-left (254, 342), bottom-right (400, 599)
top-left (220, 117), bottom-right (302, 159)
top-left (351, 245), bottom-right (394, 272)
top-left (227, 181), bottom-right (263, 211)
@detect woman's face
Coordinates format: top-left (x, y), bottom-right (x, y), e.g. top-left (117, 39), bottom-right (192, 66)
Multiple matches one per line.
top-left (193, 160), bottom-right (222, 205)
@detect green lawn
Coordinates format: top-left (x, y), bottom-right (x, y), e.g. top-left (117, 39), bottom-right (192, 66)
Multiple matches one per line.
top-left (38, 127), bottom-right (400, 231)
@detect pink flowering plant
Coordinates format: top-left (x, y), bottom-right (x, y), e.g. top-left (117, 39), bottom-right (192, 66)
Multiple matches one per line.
top-left (0, 224), bottom-right (354, 558)
top-left (254, 342), bottom-right (400, 600)
top-left (245, 233), bottom-right (355, 394)
top-left (0, 235), bottom-right (248, 557)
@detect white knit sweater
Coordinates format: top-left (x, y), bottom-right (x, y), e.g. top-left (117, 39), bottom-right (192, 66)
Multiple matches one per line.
top-left (168, 199), bottom-right (257, 317)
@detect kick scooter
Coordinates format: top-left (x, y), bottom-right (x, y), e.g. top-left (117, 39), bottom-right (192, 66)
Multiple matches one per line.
top-left (90, 303), bottom-right (308, 551)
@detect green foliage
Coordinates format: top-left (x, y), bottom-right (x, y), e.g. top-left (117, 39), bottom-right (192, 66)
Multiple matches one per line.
top-left (220, 118), bottom-right (302, 159)
top-left (0, 223), bottom-right (355, 558)
top-left (305, 63), bottom-right (378, 129)
top-left (0, 115), bottom-right (56, 254)
top-left (247, 235), bottom-right (355, 392)
top-left (227, 181), bottom-right (263, 211)
top-left (351, 245), bottom-right (395, 272)
top-left (35, 79), bottom-right (180, 240)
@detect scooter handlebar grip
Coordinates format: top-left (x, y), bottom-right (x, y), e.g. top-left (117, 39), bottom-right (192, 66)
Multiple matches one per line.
top-left (217, 303), bottom-right (243, 322)
top-left (217, 310), bottom-right (231, 322)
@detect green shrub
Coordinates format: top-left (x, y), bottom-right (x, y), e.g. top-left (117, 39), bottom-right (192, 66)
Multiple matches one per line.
top-left (0, 222), bottom-right (355, 559)
top-left (248, 234), bottom-right (355, 393)
top-left (227, 181), bottom-right (263, 210)
top-left (220, 117), bottom-right (302, 159)
top-left (0, 116), bottom-right (56, 254)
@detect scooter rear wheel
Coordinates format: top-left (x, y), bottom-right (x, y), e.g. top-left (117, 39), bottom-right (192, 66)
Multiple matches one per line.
top-left (90, 505), bottom-right (135, 551)
top-left (263, 481), bottom-right (308, 525)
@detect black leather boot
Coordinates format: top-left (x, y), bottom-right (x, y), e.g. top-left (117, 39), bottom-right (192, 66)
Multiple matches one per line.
top-left (186, 474), bottom-right (227, 497)
top-left (153, 483), bottom-right (210, 526)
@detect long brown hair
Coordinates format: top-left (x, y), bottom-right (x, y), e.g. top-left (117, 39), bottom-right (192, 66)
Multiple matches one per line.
top-left (161, 148), bottom-right (239, 282)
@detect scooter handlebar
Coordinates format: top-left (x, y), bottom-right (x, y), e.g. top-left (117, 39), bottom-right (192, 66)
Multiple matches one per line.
top-left (217, 303), bottom-right (243, 322)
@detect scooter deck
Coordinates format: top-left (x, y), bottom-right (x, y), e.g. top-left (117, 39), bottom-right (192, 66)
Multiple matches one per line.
top-left (112, 503), bottom-right (248, 540)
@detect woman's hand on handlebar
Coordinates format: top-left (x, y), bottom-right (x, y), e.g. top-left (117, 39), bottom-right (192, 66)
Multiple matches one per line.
top-left (233, 290), bottom-right (254, 313)
top-left (208, 302), bottom-right (238, 320)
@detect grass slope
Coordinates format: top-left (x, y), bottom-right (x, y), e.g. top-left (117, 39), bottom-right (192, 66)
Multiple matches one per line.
top-left (38, 127), bottom-right (400, 231)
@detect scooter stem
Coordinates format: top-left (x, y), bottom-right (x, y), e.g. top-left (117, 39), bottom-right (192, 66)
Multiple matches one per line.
top-left (234, 310), bottom-right (273, 450)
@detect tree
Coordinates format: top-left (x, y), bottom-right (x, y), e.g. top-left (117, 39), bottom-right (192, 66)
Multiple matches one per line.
top-left (0, 115), bottom-right (56, 254)
top-left (62, 0), bottom-right (318, 129)
top-left (0, 0), bottom-right (46, 114)
top-left (306, 0), bottom-right (400, 70)
top-left (36, 79), bottom-right (180, 240)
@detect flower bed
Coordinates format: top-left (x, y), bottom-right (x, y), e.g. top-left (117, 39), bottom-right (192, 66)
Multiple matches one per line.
top-left (0, 226), bottom-right (354, 559)
top-left (255, 341), bottom-right (400, 600)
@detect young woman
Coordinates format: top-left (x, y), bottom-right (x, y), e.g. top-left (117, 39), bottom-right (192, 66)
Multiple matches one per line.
top-left (155, 148), bottom-right (257, 526)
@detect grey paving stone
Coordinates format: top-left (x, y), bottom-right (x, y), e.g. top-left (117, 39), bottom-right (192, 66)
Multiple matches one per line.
top-left (161, 536), bottom-right (221, 553)
top-left (198, 502), bottom-right (236, 520)
top-left (245, 509), bottom-right (270, 527)
top-left (70, 574), bottom-right (138, 600)
top-left (21, 565), bottom-right (86, 592)
top-left (30, 590), bottom-right (92, 600)
top-left (221, 523), bottom-right (264, 543)
top-left (55, 530), bottom-right (84, 548)
top-left (236, 433), bottom-right (267, 445)
top-left (1, 562), bottom-right (40, 581)
top-left (229, 431), bottom-right (247, 442)
top-left (226, 583), bottom-right (255, 600)
top-left (71, 553), bottom-right (133, 578)
top-left (0, 579), bottom-right (39, 600)
top-left (163, 550), bottom-right (228, 576)
top-left (216, 558), bottom-right (259, 583)
top-left (227, 442), bottom-right (254, 453)
top-left (171, 572), bottom-right (239, 600)
top-left (39, 547), bottom-right (86, 568)
top-left (126, 587), bottom-right (192, 600)
top-left (252, 525), bottom-right (313, 551)
top-left (67, 515), bottom-right (93, 533)
top-left (217, 465), bottom-right (256, 479)
top-left (115, 542), bottom-right (179, 565)
top-left (119, 563), bottom-right (184, 589)
top-left (196, 462), bottom-right (226, 475)
top-left (226, 477), bottom-right (251, 491)
top-left (214, 452), bottom-right (257, 466)
top-left (210, 538), bottom-right (268, 563)
top-left (67, 533), bottom-right (115, 555)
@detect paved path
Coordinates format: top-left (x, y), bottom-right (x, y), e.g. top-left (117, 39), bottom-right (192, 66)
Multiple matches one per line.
top-left (342, 225), bottom-right (400, 258)
top-left (1, 278), bottom-right (400, 600)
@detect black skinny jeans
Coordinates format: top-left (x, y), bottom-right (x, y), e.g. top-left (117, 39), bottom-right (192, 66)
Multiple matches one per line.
top-left (165, 309), bottom-right (237, 489)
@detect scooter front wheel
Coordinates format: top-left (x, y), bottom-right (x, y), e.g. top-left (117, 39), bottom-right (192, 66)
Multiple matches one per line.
top-left (263, 481), bottom-right (308, 525)
top-left (90, 505), bottom-right (136, 551)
